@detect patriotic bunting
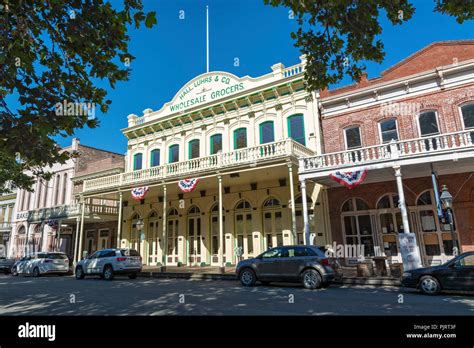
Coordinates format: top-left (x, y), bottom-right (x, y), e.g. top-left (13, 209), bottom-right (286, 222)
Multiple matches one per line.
top-left (131, 186), bottom-right (149, 200)
top-left (178, 178), bottom-right (200, 193)
top-left (329, 169), bottom-right (368, 189)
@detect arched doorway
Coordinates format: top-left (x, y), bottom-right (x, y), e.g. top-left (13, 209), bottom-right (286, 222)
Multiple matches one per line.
top-left (262, 198), bottom-right (283, 250)
top-left (210, 203), bottom-right (225, 266)
top-left (130, 213), bottom-right (142, 255)
top-left (341, 198), bottom-right (375, 257)
top-left (187, 205), bottom-right (202, 266)
top-left (375, 193), bottom-right (403, 263)
top-left (147, 210), bottom-right (159, 265)
top-left (167, 208), bottom-right (179, 266)
top-left (413, 190), bottom-right (458, 265)
top-left (234, 200), bottom-right (253, 260)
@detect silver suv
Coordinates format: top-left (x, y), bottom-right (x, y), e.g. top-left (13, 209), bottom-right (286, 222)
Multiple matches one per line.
top-left (11, 252), bottom-right (70, 277)
top-left (75, 248), bottom-right (142, 280)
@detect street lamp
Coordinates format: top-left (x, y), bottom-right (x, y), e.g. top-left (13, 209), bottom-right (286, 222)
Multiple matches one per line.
top-left (439, 185), bottom-right (459, 256)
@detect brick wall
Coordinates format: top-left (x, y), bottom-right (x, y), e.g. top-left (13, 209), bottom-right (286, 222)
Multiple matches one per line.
top-left (327, 172), bottom-right (474, 252)
top-left (322, 84), bottom-right (474, 153)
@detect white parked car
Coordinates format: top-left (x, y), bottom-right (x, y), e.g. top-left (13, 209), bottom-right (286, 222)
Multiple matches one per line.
top-left (75, 248), bottom-right (142, 280)
top-left (11, 252), bottom-right (70, 277)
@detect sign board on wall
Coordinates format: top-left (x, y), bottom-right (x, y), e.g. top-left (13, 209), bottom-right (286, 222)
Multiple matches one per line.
top-left (398, 233), bottom-right (423, 271)
top-left (168, 73), bottom-right (246, 113)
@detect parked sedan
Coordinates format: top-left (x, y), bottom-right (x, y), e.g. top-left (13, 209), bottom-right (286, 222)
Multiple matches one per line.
top-left (75, 248), bottom-right (142, 280)
top-left (236, 245), bottom-right (336, 289)
top-left (402, 251), bottom-right (474, 295)
top-left (11, 252), bottom-right (70, 277)
top-left (0, 257), bottom-right (15, 274)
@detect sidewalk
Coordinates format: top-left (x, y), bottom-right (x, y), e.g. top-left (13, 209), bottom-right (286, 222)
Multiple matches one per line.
top-left (139, 265), bottom-right (402, 286)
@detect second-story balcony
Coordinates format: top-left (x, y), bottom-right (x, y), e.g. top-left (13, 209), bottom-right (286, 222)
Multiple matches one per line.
top-left (83, 138), bottom-right (314, 193)
top-left (23, 203), bottom-right (119, 223)
top-left (299, 130), bottom-right (474, 180)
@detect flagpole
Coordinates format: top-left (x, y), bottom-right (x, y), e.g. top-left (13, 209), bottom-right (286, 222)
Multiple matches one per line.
top-left (206, 5), bottom-right (209, 73)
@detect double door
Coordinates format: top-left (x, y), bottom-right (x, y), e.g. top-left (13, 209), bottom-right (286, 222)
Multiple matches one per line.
top-left (263, 210), bottom-right (283, 250)
top-left (188, 216), bottom-right (202, 266)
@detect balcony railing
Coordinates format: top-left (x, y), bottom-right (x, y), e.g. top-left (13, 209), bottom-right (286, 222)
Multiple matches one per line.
top-left (300, 130), bottom-right (474, 175)
top-left (25, 203), bottom-right (118, 222)
top-left (83, 138), bottom-right (314, 193)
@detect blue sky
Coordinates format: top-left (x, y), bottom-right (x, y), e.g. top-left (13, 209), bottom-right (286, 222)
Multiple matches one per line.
top-left (54, 0), bottom-right (473, 153)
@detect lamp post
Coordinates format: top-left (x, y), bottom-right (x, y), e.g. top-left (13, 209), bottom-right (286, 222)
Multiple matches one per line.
top-left (439, 185), bottom-right (459, 256)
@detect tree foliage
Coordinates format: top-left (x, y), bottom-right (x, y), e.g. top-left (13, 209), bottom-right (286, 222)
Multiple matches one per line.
top-left (264, 0), bottom-right (473, 92)
top-left (0, 0), bottom-right (157, 193)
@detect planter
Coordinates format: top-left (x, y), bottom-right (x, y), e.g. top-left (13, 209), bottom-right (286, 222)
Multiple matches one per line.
top-left (356, 262), bottom-right (374, 277)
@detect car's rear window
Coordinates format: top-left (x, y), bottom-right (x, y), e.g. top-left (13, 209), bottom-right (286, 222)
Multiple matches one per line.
top-left (120, 249), bottom-right (140, 257)
top-left (47, 253), bottom-right (68, 259)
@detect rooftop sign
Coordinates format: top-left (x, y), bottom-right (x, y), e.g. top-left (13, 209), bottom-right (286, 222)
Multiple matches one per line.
top-left (168, 73), bottom-right (247, 113)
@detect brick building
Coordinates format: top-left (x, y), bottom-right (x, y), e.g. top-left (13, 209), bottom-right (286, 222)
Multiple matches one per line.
top-left (9, 138), bottom-right (124, 260)
top-left (299, 41), bottom-right (474, 268)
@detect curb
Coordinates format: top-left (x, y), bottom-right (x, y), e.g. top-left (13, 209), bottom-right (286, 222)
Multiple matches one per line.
top-left (138, 271), bottom-right (402, 286)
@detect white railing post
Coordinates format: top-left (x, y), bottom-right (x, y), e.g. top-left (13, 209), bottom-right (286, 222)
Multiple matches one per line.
top-left (389, 139), bottom-right (399, 159)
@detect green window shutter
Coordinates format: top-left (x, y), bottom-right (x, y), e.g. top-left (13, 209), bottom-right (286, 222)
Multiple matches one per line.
top-left (133, 153), bottom-right (143, 170)
top-left (188, 139), bottom-right (200, 159)
top-left (150, 149), bottom-right (160, 167)
top-left (169, 145), bottom-right (179, 163)
top-left (210, 134), bottom-right (222, 155)
top-left (234, 128), bottom-right (247, 150)
top-left (259, 121), bottom-right (275, 144)
top-left (287, 114), bottom-right (306, 146)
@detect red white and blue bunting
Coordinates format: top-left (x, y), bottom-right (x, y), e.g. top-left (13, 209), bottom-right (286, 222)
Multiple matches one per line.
top-left (131, 186), bottom-right (149, 200)
top-left (329, 169), bottom-right (368, 189)
top-left (178, 178), bottom-right (200, 193)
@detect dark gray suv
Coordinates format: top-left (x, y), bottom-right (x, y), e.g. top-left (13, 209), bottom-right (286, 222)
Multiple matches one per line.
top-left (236, 245), bottom-right (336, 289)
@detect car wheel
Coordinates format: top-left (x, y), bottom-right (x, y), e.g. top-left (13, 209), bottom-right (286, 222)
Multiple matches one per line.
top-left (75, 267), bottom-right (85, 280)
top-left (103, 266), bottom-right (114, 281)
top-left (239, 268), bottom-right (256, 287)
top-left (419, 275), bottom-right (441, 295)
top-left (128, 273), bottom-right (137, 279)
top-left (301, 269), bottom-right (322, 290)
top-left (32, 267), bottom-right (40, 278)
top-left (260, 281), bottom-right (271, 286)
top-left (11, 267), bottom-right (18, 276)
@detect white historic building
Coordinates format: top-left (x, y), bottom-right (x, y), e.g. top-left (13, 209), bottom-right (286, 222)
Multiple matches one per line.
top-left (79, 56), bottom-right (332, 268)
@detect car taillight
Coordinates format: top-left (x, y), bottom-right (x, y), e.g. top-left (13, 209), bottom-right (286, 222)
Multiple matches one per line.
top-left (116, 257), bottom-right (126, 262)
top-left (322, 258), bottom-right (330, 266)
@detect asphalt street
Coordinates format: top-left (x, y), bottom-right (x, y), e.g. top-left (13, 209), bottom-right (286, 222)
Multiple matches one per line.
top-left (0, 274), bottom-right (472, 315)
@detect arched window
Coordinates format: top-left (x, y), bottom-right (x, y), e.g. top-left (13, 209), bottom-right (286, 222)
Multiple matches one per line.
top-left (188, 139), bottom-right (200, 159)
top-left (168, 208), bottom-right (179, 216)
top-left (188, 205), bottom-right (201, 215)
top-left (379, 119), bottom-right (399, 143)
top-left (341, 198), bottom-right (369, 212)
top-left (341, 198), bottom-right (374, 257)
top-left (61, 173), bottom-right (68, 205)
top-left (259, 121), bottom-right (275, 144)
top-left (344, 126), bottom-right (362, 149)
top-left (263, 198), bottom-right (281, 208)
top-left (235, 200), bottom-right (252, 210)
top-left (169, 145), bottom-right (179, 163)
top-left (210, 134), bottom-right (222, 155)
top-left (234, 128), bottom-right (247, 149)
top-left (461, 103), bottom-right (474, 129)
top-left (150, 149), bottom-right (160, 167)
top-left (133, 153), bottom-right (143, 170)
top-left (287, 114), bottom-right (305, 145)
top-left (418, 111), bottom-right (439, 136)
top-left (148, 210), bottom-right (158, 219)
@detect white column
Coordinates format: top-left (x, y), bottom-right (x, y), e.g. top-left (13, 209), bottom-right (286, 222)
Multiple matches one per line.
top-left (300, 179), bottom-right (310, 245)
top-left (162, 184), bottom-right (167, 270)
top-left (394, 166), bottom-right (410, 233)
top-left (288, 164), bottom-right (297, 244)
top-left (73, 217), bottom-right (80, 263)
top-left (218, 175), bottom-right (224, 272)
top-left (116, 191), bottom-right (123, 248)
top-left (77, 197), bottom-right (86, 261)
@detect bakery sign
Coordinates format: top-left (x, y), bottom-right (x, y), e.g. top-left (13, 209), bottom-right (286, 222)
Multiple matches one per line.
top-left (168, 73), bottom-right (246, 113)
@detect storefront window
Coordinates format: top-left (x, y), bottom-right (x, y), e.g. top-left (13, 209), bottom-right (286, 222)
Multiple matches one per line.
top-left (423, 233), bottom-right (441, 256)
top-left (419, 210), bottom-right (437, 232)
top-left (341, 198), bottom-right (374, 257)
